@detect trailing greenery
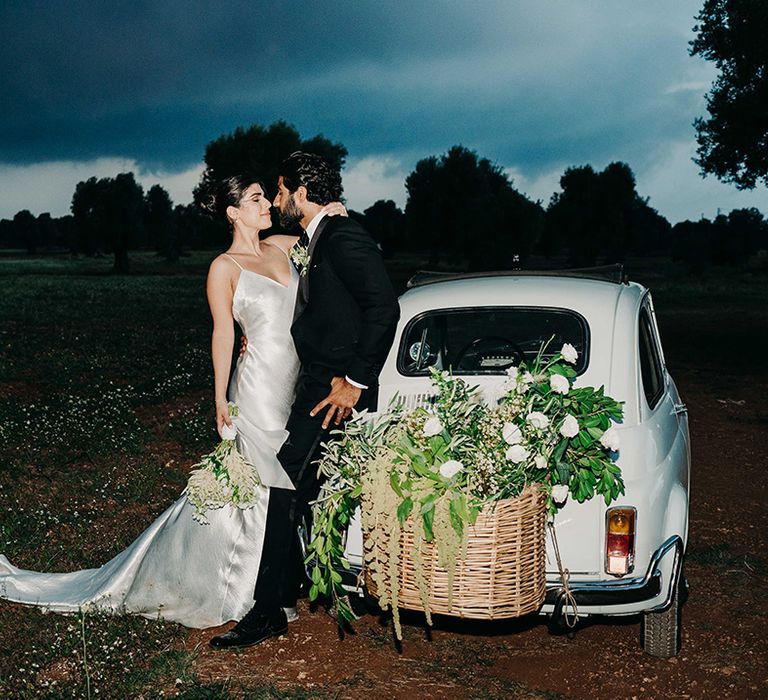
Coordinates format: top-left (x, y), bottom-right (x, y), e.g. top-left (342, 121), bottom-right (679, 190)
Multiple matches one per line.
top-left (308, 341), bottom-right (624, 637)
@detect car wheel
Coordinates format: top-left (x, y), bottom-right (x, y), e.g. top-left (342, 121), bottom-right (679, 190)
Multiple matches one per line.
top-left (641, 565), bottom-right (687, 658)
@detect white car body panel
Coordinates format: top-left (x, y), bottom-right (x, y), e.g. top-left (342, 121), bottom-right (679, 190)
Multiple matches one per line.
top-left (343, 274), bottom-right (690, 617)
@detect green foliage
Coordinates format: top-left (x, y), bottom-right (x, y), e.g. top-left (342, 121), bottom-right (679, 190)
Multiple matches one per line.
top-left (196, 120), bottom-right (347, 207)
top-left (145, 183), bottom-right (180, 261)
top-left (544, 162), bottom-right (670, 264)
top-left (690, 0), bottom-right (768, 189)
top-left (0, 608), bottom-right (188, 698)
top-left (71, 172), bottom-right (145, 272)
top-left (404, 145), bottom-right (543, 269)
top-left (309, 340), bottom-right (624, 638)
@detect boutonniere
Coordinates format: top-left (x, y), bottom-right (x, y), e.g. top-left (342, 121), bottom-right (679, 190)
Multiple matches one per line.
top-left (290, 244), bottom-right (310, 276)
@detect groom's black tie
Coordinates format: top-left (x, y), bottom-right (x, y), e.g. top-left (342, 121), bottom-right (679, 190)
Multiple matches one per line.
top-left (298, 229), bottom-right (310, 249)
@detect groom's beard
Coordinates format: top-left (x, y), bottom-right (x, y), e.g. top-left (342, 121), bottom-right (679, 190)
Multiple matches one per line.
top-left (279, 194), bottom-right (303, 230)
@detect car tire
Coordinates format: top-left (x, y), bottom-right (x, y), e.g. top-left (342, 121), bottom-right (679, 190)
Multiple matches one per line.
top-left (641, 565), bottom-right (687, 658)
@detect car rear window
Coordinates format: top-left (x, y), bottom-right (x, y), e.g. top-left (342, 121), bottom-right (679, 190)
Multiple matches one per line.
top-left (398, 307), bottom-right (589, 376)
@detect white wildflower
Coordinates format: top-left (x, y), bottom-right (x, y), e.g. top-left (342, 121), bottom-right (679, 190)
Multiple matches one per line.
top-left (439, 460), bottom-right (464, 479)
top-left (534, 454), bottom-right (548, 470)
top-left (551, 484), bottom-right (570, 505)
top-left (560, 343), bottom-right (578, 364)
top-left (600, 426), bottom-right (620, 451)
top-left (505, 444), bottom-right (530, 463)
top-left (527, 411), bottom-right (550, 430)
top-left (502, 422), bottom-right (523, 445)
top-left (423, 415), bottom-right (443, 437)
top-left (506, 366), bottom-right (519, 380)
top-left (559, 414), bottom-right (579, 438)
top-left (226, 450), bottom-right (261, 504)
top-left (550, 374), bottom-right (570, 395)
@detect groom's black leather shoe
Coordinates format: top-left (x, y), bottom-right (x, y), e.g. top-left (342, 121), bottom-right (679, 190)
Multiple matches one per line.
top-left (208, 607), bottom-right (288, 650)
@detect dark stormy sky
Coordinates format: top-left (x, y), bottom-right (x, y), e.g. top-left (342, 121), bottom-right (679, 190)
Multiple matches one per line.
top-left (2, 0), bottom-right (767, 222)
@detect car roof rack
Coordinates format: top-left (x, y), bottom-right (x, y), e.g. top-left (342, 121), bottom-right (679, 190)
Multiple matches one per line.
top-left (406, 263), bottom-right (626, 289)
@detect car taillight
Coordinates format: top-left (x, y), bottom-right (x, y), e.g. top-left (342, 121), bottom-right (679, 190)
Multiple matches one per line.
top-left (605, 507), bottom-right (636, 576)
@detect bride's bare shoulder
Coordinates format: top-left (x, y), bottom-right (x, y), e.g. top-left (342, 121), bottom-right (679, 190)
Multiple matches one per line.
top-left (263, 234), bottom-right (299, 254)
top-left (207, 253), bottom-right (238, 282)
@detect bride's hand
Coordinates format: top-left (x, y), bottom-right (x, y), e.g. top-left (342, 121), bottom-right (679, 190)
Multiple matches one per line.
top-left (216, 399), bottom-right (233, 437)
top-left (321, 201), bottom-right (348, 217)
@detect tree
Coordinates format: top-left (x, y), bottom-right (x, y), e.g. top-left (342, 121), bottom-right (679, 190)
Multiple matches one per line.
top-left (671, 207), bottom-right (766, 269)
top-left (195, 121), bottom-right (348, 237)
top-left (13, 210), bottom-right (38, 254)
top-left (363, 200), bottom-right (406, 257)
top-left (36, 213), bottom-right (62, 250)
top-left (405, 145), bottom-right (543, 270)
top-left (544, 162), bottom-right (669, 265)
top-left (71, 173), bottom-right (144, 272)
top-left (103, 173), bottom-right (144, 273)
top-left (724, 207), bottom-right (766, 261)
top-left (690, 0), bottom-right (768, 189)
top-left (144, 184), bottom-right (179, 261)
top-left (71, 177), bottom-right (102, 256)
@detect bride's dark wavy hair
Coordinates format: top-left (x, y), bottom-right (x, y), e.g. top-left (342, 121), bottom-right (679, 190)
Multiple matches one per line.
top-left (279, 152), bottom-right (342, 205)
top-left (198, 174), bottom-right (266, 223)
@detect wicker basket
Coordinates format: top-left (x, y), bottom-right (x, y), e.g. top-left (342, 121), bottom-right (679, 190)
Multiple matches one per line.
top-left (365, 485), bottom-right (547, 619)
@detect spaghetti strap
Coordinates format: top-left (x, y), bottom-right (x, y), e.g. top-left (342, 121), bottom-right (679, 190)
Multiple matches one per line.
top-left (223, 253), bottom-right (244, 271)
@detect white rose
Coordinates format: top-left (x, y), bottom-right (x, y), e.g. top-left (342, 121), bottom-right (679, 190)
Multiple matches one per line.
top-left (559, 414), bottom-right (579, 438)
top-left (600, 427), bottom-right (620, 451)
top-left (550, 374), bottom-right (570, 395)
top-left (551, 484), bottom-right (570, 505)
top-left (502, 422), bottom-right (522, 445)
top-left (505, 444), bottom-right (530, 463)
top-left (560, 343), bottom-right (578, 364)
top-left (527, 411), bottom-right (550, 430)
top-left (219, 422), bottom-right (237, 441)
top-left (534, 454), bottom-right (548, 470)
top-left (423, 415), bottom-right (443, 437)
top-left (439, 460), bottom-right (464, 479)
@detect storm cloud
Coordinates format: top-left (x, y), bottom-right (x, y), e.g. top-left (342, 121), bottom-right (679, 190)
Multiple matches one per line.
top-left (2, 0), bottom-right (767, 222)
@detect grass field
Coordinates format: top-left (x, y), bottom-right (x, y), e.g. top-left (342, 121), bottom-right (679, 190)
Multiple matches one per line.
top-left (1, 252), bottom-right (767, 698)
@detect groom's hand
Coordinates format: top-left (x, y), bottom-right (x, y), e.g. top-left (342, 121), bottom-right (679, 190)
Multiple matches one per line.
top-left (311, 377), bottom-right (361, 429)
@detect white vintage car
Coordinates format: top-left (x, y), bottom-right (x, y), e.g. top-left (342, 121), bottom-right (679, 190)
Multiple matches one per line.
top-left (330, 267), bottom-right (690, 658)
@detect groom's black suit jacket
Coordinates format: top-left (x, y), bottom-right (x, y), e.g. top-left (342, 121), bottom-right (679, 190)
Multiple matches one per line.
top-left (291, 214), bottom-right (400, 408)
top-left (254, 214), bottom-right (399, 611)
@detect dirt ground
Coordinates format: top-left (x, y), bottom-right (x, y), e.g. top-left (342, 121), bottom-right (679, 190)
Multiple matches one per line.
top-left (2, 266), bottom-right (767, 699)
top-left (172, 314), bottom-right (768, 699)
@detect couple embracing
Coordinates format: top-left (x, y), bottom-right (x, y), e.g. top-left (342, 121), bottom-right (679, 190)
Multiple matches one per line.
top-left (0, 152), bottom-right (400, 650)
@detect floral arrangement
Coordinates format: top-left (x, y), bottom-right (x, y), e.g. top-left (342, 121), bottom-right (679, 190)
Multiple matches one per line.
top-left (184, 403), bottom-right (263, 523)
top-left (308, 341), bottom-right (624, 635)
top-left (289, 243), bottom-right (310, 276)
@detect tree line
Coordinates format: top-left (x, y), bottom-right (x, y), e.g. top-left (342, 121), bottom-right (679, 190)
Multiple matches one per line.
top-left (1, 120), bottom-right (766, 273)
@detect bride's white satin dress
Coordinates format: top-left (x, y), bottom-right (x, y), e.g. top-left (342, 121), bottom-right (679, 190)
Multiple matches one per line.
top-left (0, 259), bottom-right (300, 628)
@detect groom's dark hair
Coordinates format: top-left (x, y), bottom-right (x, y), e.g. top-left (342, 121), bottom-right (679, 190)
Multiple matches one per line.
top-left (279, 151), bottom-right (343, 206)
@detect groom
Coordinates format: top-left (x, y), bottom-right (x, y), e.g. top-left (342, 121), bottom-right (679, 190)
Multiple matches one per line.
top-left (210, 152), bottom-right (400, 649)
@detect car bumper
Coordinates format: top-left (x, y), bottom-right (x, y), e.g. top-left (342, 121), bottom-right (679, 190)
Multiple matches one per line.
top-left (544, 535), bottom-right (684, 618)
top-left (331, 535), bottom-right (684, 619)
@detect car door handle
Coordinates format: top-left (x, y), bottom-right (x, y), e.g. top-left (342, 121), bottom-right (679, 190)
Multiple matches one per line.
top-left (673, 402), bottom-right (688, 416)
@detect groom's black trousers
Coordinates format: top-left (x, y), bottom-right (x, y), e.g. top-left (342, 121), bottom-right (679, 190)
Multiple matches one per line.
top-left (253, 374), bottom-right (370, 612)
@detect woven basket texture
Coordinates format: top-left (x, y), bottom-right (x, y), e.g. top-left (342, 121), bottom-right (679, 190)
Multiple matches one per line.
top-left (365, 484), bottom-right (546, 619)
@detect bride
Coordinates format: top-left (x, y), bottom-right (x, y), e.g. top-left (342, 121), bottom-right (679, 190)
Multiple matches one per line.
top-left (0, 174), bottom-right (346, 629)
